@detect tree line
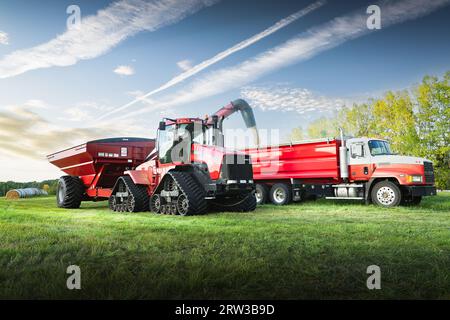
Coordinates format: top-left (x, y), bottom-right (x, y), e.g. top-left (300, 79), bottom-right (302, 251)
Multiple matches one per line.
top-left (0, 180), bottom-right (59, 197)
top-left (289, 72), bottom-right (449, 189)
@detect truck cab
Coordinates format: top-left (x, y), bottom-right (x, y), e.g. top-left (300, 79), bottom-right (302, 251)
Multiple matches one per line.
top-left (343, 137), bottom-right (436, 206)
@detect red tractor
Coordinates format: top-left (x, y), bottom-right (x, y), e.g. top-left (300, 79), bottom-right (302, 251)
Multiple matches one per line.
top-left (48, 99), bottom-right (258, 215)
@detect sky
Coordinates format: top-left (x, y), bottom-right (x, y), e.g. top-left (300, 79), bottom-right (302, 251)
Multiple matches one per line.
top-left (0, 0), bottom-right (449, 181)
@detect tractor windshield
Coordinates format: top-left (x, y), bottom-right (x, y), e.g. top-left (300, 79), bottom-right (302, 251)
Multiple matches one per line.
top-left (368, 140), bottom-right (393, 156)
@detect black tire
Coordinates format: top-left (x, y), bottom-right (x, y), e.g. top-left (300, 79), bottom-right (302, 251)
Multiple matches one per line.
top-left (57, 176), bottom-right (85, 209)
top-left (269, 183), bottom-right (291, 205)
top-left (371, 180), bottom-right (402, 207)
top-left (255, 184), bottom-right (269, 205)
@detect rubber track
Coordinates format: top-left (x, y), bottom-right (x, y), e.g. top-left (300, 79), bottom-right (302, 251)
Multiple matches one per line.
top-left (168, 171), bottom-right (207, 215)
top-left (215, 194), bottom-right (257, 212)
top-left (114, 176), bottom-right (149, 212)
top-left (59, 176), bottom-right (84, 209)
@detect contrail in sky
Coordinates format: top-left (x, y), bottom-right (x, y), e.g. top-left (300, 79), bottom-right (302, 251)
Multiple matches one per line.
top-left (99, 0), bottom-right (326, 119)
top-left (116, 0), bottom-right (449, 120)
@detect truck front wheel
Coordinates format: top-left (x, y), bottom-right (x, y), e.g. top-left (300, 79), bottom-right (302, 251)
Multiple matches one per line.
top-left (269, 183), bottom-right (291, 205)
top-left (371, 181), bottom-right (402, 207)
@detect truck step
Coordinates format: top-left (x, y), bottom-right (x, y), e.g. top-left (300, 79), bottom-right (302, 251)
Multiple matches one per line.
top-left (325, 196), bottom-right (364, 200)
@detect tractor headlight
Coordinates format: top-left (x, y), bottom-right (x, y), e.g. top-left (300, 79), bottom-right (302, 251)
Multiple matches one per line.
top-left (407, 175), bottom-right (422, 183)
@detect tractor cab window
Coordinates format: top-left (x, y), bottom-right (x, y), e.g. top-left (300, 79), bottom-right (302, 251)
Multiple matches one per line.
top-left (158, 124), bottom-right (176, 163)
top-left (368, 140), bottom-right (392, 156)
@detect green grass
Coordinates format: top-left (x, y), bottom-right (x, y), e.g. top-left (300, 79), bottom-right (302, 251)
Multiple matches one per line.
top-left (0, 193), bottom-right (449, 299)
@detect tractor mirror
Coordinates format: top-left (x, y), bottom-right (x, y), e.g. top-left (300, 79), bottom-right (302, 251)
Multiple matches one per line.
top-left (159, 121), bottom-right (166, 131)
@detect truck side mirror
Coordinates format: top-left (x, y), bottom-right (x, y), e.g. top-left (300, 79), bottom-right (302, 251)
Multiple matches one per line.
top-left (159, 121), bottom-right (166, 131)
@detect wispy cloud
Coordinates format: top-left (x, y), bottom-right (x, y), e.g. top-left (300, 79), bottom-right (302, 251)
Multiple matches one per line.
top-left (114, 65), bottom-right (135, 76)
top-left (241, 85), bottom-right (351, 114)
top-left (117, 0), bottom-right (449, 120)
top-left (0, 0), bottom-right (218, 79)
top-left (177, 59), bottom-right (193, 71)
top-left (99, 0), bottom-right (325, 119)
top-left (0, 31), bottom-right (8, 45)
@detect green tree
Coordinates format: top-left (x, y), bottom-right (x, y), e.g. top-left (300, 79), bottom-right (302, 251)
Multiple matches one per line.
top-left (414, 72), bottom-right (450, 189)
top-left (306, 117), bottom-right (338, 138)
top-left (288, 126), bottom-right (304, 142)
top-left (371, 91), bottom-right (419, 155)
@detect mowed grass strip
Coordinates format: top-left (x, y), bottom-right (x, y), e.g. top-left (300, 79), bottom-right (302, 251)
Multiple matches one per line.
top-left (0, 193), bottom-right (449, 299)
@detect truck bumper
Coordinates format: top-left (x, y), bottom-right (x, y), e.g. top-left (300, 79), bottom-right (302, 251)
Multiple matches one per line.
top-left (403, 185), bottom-right (437, 197)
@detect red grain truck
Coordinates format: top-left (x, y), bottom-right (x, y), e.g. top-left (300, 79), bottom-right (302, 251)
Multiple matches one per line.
top-left (244, 130), bottom-right (436, 207)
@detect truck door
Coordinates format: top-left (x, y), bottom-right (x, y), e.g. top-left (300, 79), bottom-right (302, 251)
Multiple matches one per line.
top-left (348, 142), bottom-right (372, 181)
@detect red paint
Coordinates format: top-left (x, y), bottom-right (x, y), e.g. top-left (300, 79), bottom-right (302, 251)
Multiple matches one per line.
top-left (245, 139), bottom-right (341, 183)
top-left (47, 138), bottom-right (155, 199)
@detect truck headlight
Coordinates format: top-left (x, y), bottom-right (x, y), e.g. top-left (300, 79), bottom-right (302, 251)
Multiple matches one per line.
top-left (407, 175), bottom-right (422, 183)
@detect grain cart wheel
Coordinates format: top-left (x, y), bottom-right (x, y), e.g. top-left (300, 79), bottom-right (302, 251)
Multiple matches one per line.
top-left (109, 176), bottom-right (149, 213)
top-left (371, 180), bottom-right (402, 207)
top-left (255, 184), bottom-right (269, 205)
top-left (269, 183), bottom-right (291, 205)
top-left (57, 176), bottom-right (85, 209)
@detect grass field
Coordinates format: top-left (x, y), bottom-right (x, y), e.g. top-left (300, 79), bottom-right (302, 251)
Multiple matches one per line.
top-left (0, 193), bottom-right (449, 299)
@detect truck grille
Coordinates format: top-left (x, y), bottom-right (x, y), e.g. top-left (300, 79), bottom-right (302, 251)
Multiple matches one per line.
top-left (221, 154), bottom-right (253, 181)
top-left (424, 161), bottom-right (434, 184)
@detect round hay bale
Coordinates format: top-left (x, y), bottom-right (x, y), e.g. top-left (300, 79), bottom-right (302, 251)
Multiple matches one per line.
top-left (5, 190), bottom-right (20, 200)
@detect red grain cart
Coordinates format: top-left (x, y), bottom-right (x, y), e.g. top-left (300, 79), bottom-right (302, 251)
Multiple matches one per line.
top-left (47, 137), bottom-right (155, 207)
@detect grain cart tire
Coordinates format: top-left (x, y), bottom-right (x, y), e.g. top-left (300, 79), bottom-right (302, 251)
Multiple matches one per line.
top-left (371, 180), bottom-right (402, 207)
top-left (269, 183), bottom-right (291, 205)
top-left (57, 176), bottom-right (85, 209)
top-left (109, 176), bottom-right (149, 213)
top-left (255, 184), bottom-right (269, 205)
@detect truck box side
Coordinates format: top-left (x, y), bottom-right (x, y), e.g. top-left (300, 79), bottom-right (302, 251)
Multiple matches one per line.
top-left (245, 139), bottom-right (341, 182)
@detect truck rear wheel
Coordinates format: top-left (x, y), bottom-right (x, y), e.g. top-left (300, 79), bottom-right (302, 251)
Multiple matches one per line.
top-left (371, 180), bottom-right (402, 207)
top-left (57, 176), bottom-right (85, 209)
top-left (269, 183), bottom-right (291, 205)
top-left (255, 184), bottom-right (269, 205)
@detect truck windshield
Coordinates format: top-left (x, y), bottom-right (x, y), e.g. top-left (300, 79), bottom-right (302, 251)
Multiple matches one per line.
top-left (368, 140), bottom-right (392, 156)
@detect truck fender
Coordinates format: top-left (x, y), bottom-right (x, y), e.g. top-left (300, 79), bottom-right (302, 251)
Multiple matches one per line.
top-left (124, 170), bottom-right (151, 185)
top-left (365, 177), bottom-right (401, 203)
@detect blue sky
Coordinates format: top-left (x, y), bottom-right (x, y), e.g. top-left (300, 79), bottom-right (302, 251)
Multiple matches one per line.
top-left (0, 0), bottom-right (449, 181)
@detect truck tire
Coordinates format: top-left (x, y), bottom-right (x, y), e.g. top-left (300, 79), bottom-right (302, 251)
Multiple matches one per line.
top-left (255, 184), bottom-right (269, 205)
top-left (57, 176), bottom-right (85, 209)
top-left (269, 183), bottom-right (291, 205)
top-left (371, 180), bottom-right (402, 207)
